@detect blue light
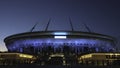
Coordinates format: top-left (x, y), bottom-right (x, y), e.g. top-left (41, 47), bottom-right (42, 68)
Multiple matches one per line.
top-left (6, 38), bottom-right (115, 52)
top-left (53, 32), bottom-right (67, 35)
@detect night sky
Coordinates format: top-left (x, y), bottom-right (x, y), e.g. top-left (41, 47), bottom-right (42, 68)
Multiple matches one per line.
top-left (0, 0), bottom-right (120, 51)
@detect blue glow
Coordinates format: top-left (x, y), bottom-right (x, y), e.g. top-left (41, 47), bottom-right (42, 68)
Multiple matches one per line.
top-left (6, 38), bottom-right (115, 52)
top-left (53, 32), bottom-right (67, 35)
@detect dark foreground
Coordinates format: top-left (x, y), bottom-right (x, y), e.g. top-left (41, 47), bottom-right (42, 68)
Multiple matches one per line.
top-left (0, 65), bottom-right (120, 68)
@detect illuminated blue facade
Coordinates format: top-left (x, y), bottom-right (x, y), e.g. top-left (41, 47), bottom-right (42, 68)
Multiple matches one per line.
top-left (4, 31), bottom-right (116, 54)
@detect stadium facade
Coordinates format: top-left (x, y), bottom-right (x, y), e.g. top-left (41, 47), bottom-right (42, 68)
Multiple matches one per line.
top-left (4, 31), bottom-right (116, 54)
top-left (0, 20), bottom-right (120, 66)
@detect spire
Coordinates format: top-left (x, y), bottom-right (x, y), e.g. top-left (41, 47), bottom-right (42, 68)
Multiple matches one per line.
top-left (45, 18), bottom-right (51, 31)
top-left (69, 17), bottom-right (74, 31)
top-left (83, 23), bottom-right (91, 32)
top-left (30, 22), bottom-right (39, 32)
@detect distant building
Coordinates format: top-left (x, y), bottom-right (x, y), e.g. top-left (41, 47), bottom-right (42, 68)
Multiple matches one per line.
top-left (0, 53), bottom-right (36, 65)
top-left (79, 53), bottom-right (120, 66)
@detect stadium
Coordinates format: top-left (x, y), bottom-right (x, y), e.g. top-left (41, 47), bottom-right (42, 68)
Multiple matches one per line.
top-left (4, 31), bottom-right (116, 54)
top-left (1, 20), bottom-right (120, 66)
top-left (3, 31), bottom-right (118, 65)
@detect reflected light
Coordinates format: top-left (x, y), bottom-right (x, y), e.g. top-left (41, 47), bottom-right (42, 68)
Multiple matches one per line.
top-left (53, 32), bottom-right (67, 35)
top-left (50, 54), bottom-right (64, 57)
top-left (80, 54), bottom-right (92, 59)
top-left (19, 54), bottom-right (33, 58)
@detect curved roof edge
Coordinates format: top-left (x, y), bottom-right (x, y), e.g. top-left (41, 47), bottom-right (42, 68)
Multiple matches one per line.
top-left (4, 31), bottom-right (116, 42)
